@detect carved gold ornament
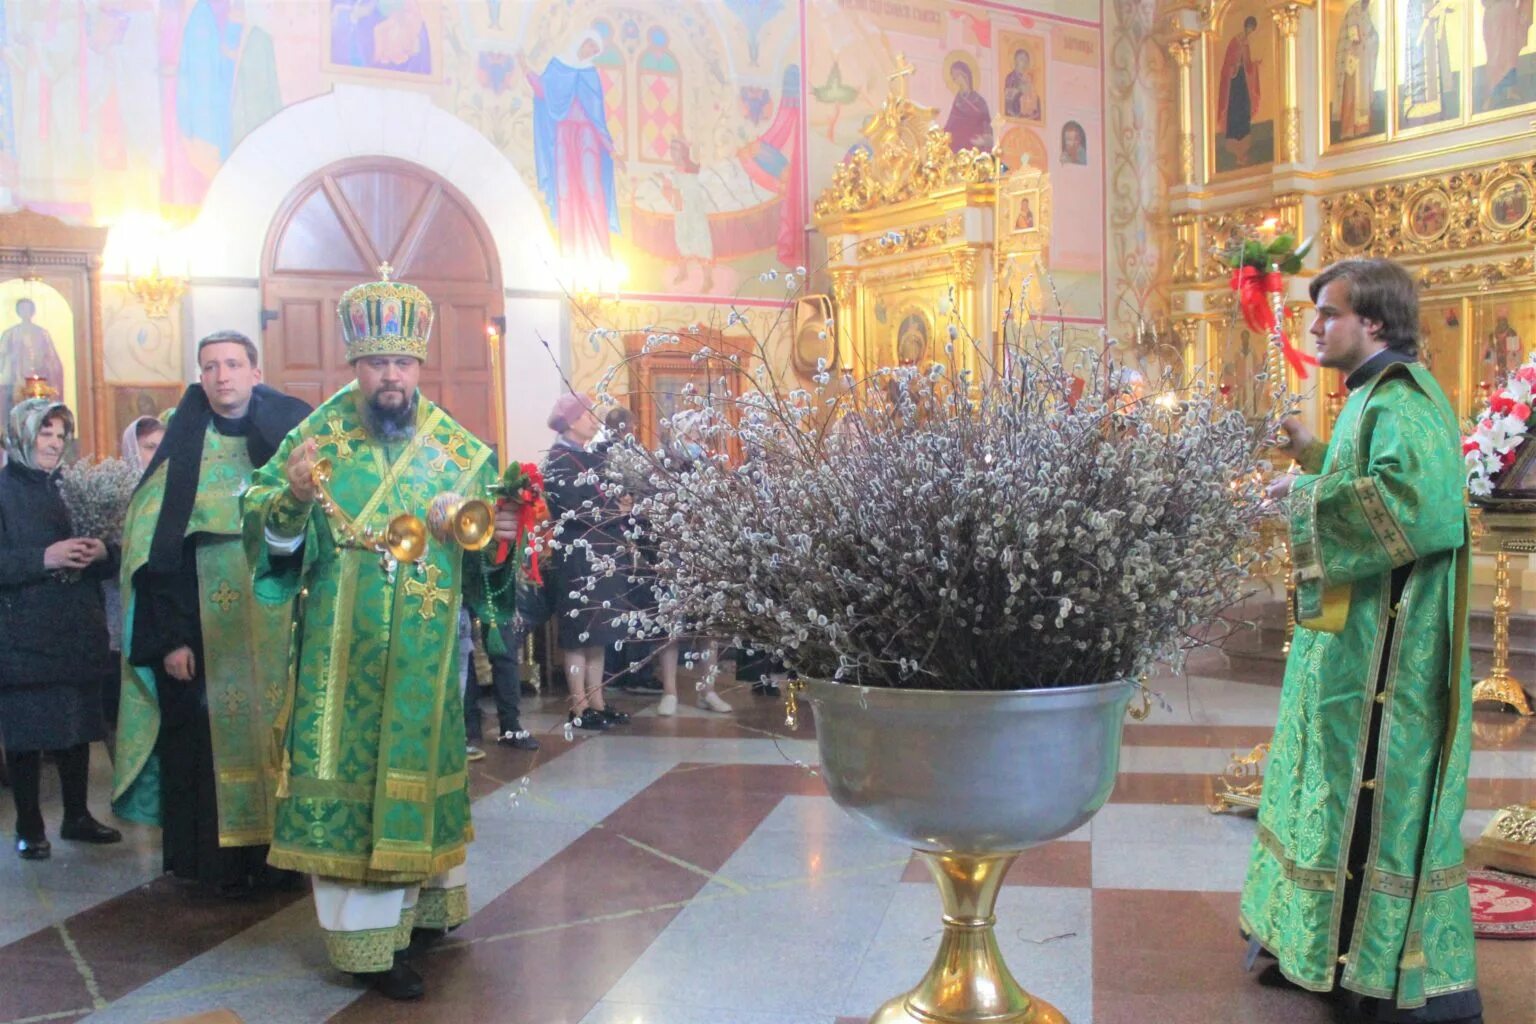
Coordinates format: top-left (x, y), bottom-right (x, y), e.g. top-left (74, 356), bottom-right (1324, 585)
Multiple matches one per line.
top-left (855, 220), bottom-right (954, 260)
top-left (1207, 742), bottom-right (1271, 814)
top-left (1418, 256), bottom-right (1535, 289)
top-left (813, 54), bottom-right (1000, 221)
top-left (1320, 159), bottom-right (1536, 263)
top-left (1178, 195), bottom-right (1305, 286)
top-left (1493, 805), bottom-right (1536, 845)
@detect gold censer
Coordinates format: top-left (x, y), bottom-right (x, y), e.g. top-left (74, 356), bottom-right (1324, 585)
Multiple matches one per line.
top-left (309, 458), bottom-right (490, 574)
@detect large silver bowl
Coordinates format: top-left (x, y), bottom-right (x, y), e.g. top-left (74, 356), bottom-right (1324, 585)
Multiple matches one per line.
top-left (806, 678), bottom-right (1137, 1023)
top-left (806, 678), bottom-right (1137, 853)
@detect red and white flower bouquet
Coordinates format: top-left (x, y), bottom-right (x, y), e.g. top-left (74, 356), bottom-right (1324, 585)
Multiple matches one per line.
top-left (1465, 356), bottom-right (1536, 498)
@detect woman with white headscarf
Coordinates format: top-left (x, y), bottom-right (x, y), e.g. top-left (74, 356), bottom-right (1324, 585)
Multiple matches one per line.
top-left (0, 399), bottom-right (121, 860)
top-left (121, 415), bottom-right (165, 474)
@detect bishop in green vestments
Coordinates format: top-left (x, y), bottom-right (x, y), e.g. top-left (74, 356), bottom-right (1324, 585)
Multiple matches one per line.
top-left (1241, 259), bottom-right (1481, 1023)
top-left (114, 332), bottom-right (310, 895)
top-left (241, 270), bottom-right (520, 1000)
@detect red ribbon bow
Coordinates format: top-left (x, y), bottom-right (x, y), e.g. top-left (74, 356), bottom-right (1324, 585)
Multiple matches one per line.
top-left (495, 462), bottom-right (549, 585)
top-left (1230, 266), bottom-right (1318, 380)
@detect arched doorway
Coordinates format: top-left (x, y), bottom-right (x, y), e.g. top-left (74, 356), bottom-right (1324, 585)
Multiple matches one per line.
top-left (260, 158), bottom-right (504, 448)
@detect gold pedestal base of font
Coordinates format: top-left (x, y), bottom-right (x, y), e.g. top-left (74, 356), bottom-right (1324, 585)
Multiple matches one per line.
top-left (867, 851), bottom-right (1068, 1024)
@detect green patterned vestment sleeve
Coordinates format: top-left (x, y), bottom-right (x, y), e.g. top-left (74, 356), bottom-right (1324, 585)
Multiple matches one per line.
top-left (241, 384), bottom-right (512, 884)
top-left (1240, 363), bottom-right (1476, 1009)
top-left (1289, 374), bottom-right (1466, 596)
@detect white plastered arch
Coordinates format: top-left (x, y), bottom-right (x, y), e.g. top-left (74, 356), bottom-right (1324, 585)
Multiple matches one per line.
top-left (174, 83), bottom-right (565, 459)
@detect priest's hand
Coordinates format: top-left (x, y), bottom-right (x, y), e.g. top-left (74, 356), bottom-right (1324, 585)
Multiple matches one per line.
top-left (78, 538), bottom-right (108, 563)
top-left (1276, 415), bottom-right (1315, 455)
top-left (285, 439), bottom-right (320, 503)
top-left (43, 539), bottom-right (94, 570)
top-left (163, 645), bottom-right (197, 682)
top-left (493, 503), bottom-right (519, 545)
top-left (1266, 473), bottom-right (1297, 501)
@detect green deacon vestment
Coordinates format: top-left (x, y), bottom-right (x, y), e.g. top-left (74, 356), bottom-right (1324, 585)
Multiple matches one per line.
top-left (1240, 361), bottom-right (1475, 1008)
top-left (241, 383), bottom-right (514, 886)
top-left (114, 427), bottom-right (296, 846)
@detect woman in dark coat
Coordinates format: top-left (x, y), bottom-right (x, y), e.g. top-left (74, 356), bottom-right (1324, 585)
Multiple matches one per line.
top-left (542, 392), bottom-right (631, 732)
top-left (0, 400), bottom-right (121, 859)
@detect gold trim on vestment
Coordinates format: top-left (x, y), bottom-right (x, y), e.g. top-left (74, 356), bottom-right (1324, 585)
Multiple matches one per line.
top-left (1301, 583), bottom-right (1352, 633)
top-left (1352, 477), bottom-right (1417, 567)
top-left (215, 767), bottom-right (262, 784)
top-left (218, 827), bottom-right (272, 847)
top-left (384, 771), bottom-right (429, 803)
top-left (1256, 823), bottom-right (1338, 891)
top-left (415, 885), bottom-right (469, 930)
top-left (267, 840), bottom-right (468, 885)
top-left (370, 839), bottom-right (455, 876)
top-left (1334, 573), bottom-right (1395, 970)
top-left (323, 925), bottom-right (404, 974)
top-left (286, 776), bottom-right (372, 802)
top-left (1423, 864), bottom-right (1468, 890)
top-left (318, 554), bottom-right (360, 780)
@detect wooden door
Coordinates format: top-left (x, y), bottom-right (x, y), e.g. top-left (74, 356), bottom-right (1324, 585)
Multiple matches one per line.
top-left (261, 159), bottom-right (503, 448)
top-left (624, 328), bottom-right (749, 463)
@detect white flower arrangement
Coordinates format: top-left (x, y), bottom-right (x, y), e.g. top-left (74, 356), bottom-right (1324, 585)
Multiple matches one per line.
top-left (57, 456), bottom-right (140, 547)
top-left (1464, 355), bottom-right (1536, 498)
top-left (555, 310), bottom-right (1275, 692)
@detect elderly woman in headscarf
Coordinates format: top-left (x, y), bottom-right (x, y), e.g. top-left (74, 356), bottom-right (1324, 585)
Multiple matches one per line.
top-left (0, 399), bottom-right (121, 860)
top-left (122, 415), bottom-right (165, 473)
top-left (541, 391), bottom-right (632, 732)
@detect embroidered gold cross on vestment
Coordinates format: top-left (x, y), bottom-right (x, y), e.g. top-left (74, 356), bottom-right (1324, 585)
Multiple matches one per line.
top-left (404, 564), bottom-right (452, 620)
top-left (427, 432), bottom-right (475, 473)
top-left (317, 415), bottom-right (369, 459)
top-left (210, 581), bottom-right (241, 612)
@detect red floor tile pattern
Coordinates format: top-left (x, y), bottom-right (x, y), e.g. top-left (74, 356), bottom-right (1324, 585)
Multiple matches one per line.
top-left (0, 881), bottom-right (303, 1024)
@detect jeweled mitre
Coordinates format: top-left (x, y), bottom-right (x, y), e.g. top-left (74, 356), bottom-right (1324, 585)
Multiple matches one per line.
top-left (338, 263), bottom-right (433, 363)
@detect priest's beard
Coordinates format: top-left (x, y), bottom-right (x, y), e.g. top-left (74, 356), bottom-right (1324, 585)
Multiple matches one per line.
top-left (363, 389), bottom-right (418, 442)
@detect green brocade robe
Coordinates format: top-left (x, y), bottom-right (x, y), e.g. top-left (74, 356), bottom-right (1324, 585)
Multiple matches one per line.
top-left (241, 383), bottom-right (513, 885)
top-left (1240, 362), bottom-right (1476, 1007)
top-left (114, 428), bottom-right (296, 846)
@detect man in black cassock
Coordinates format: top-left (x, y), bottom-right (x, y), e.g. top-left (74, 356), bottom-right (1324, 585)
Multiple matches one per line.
top-left (112, 331), bottom-right (310, 897)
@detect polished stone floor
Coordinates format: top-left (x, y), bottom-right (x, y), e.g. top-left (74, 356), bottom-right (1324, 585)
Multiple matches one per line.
top-left (2, 650), bottom-right (1533, 1024)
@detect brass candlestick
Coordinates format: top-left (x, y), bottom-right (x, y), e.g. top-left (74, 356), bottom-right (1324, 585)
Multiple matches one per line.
top-left (1472, 509), bottom-right (1535, 716)
top-left (1264, 267), bottom-right (1303, 425)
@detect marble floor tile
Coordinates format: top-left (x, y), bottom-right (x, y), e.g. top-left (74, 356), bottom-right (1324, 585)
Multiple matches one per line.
top-left (604, 881), bottom-right (895, 1017)
top-left (580, 1001), bottom-right (834, 1024)
top-left (0, 669), bottom-right (1528, 1024)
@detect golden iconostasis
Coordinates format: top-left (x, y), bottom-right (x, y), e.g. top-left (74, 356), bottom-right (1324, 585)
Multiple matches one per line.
top-left (1157, 0), bottom-right (1535, 437)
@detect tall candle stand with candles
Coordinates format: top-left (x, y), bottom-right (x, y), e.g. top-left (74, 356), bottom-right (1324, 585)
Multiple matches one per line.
top-left (1470, 508), bottom-right (1536, 716)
